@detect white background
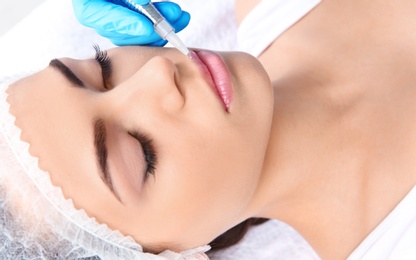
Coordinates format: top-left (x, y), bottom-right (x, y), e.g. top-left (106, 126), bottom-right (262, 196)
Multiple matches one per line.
top-left (0, 0), bottom-right (45, 36)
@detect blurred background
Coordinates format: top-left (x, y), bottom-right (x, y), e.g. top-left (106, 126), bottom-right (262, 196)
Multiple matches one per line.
top-left (0, 0), bottom-right (46, 36)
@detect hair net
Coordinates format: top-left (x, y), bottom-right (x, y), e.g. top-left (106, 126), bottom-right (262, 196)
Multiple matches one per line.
top-left (0, 75), bottom-right (210, 260)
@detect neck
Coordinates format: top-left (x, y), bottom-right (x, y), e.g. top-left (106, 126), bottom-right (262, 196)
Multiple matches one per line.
top-left (244, 3), bottom-right (416, 258)
top-left (245, 1), bottom-right (416, 256)
top-left (250, 57), bottom-right (416, 258)
top-left (249, 0), bottom-right (416, 214)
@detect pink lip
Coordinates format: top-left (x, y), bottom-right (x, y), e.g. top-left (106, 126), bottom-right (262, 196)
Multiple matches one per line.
top-left (189, 50), bottom-right (233, 111)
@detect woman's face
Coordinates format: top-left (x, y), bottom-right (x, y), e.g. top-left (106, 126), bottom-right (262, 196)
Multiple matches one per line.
top-left (7, 46), bottom-right (273, 252)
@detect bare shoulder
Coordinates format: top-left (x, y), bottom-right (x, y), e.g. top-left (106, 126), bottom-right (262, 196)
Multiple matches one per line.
top-left (259, 0), bottom-right (416, 83)
top-left (234, 0), bottom-right (260, 25)
top-left (263, 0), bottom-right (416, 258)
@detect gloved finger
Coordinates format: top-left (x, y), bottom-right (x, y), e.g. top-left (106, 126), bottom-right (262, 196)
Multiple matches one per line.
top-left (168, 11), bottom-right (191, 33)
top-left (97, 11), bottom-right (190, 46)
top-left (112, 0), bottom-right (149, 5)
top-left (153, 2), bottom-right (185, 24)
top-left (112, 37), bottom-right (166, 46)
top-left (72, 0), bottom-right (154, 36)
top-left (112, 11), bottom-right (190, 46)
top-left (102, 30), bottom-right (163, 46)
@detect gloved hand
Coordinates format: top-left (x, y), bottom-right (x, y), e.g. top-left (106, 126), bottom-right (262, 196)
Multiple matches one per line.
top-left (72, 0), bottom-right (190, 46)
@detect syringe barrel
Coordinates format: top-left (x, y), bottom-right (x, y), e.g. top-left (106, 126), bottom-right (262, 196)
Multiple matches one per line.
top-left (125, 1), bottom-right (175, 39)
top-left (137, 2), bottom-right (164, 24)
top-left (154, 19), bottom-right (175, 39)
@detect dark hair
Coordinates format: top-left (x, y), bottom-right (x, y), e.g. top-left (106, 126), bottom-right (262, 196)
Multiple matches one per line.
top-left (208, 218), bottom-right (269, 251)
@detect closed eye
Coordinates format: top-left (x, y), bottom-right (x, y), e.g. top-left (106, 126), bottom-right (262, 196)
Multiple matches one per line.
top-left (129, 131), bottom-right (157, 181)
top-left (93, 45), bottom-right (112, 90)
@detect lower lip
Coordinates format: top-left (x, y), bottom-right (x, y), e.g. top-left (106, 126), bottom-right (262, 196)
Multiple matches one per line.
top-left (190, 50), bottom-right (233, 111)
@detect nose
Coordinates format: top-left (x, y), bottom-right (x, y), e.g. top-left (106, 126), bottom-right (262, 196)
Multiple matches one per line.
top-left (102, 56), bottom-right (185, 120)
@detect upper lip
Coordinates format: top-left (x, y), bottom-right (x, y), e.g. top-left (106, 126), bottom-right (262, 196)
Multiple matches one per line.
top-left (189, 50), bottom-right (233, 112)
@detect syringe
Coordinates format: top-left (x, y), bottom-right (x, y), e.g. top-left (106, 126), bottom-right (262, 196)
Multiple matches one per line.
top-left (122, 0), bottom-right (190, 57)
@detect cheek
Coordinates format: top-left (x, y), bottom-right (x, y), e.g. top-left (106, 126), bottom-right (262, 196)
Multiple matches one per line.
top-left (164, 128), bottom-right (261, 200)
top-left (137, 133), bottom-right (262, 239)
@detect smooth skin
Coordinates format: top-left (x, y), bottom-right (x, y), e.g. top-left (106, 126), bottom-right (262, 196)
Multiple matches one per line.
top-left (239, 0), bottom-right (416, 258)
top-left (6, 0), bottom-right (416, 258)
top-left (7, 47), bottom-right (273, 252)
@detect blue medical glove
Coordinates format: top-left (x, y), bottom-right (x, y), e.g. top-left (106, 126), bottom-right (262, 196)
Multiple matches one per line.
top-left (72, 0), bottom-right (190, 46)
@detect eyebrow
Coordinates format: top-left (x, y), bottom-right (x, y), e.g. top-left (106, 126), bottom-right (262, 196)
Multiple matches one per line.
top-left (49, 59), bottom-right (122, 201)
top-left (49, 59), bottom-right (85, 87)
top-left (93, 119), bottom-right (123, 203)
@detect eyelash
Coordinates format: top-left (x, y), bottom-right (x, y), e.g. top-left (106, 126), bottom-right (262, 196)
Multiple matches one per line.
top-left (93, 45), bottom-right (112, 89)
top-left (129, 131), bottom-right (157, 179)
top-left (92, 45), bottom-right (156, 179)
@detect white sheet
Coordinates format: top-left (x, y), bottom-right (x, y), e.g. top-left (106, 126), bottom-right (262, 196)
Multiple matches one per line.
top-left (348, 185), bottom-right (416, 260)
